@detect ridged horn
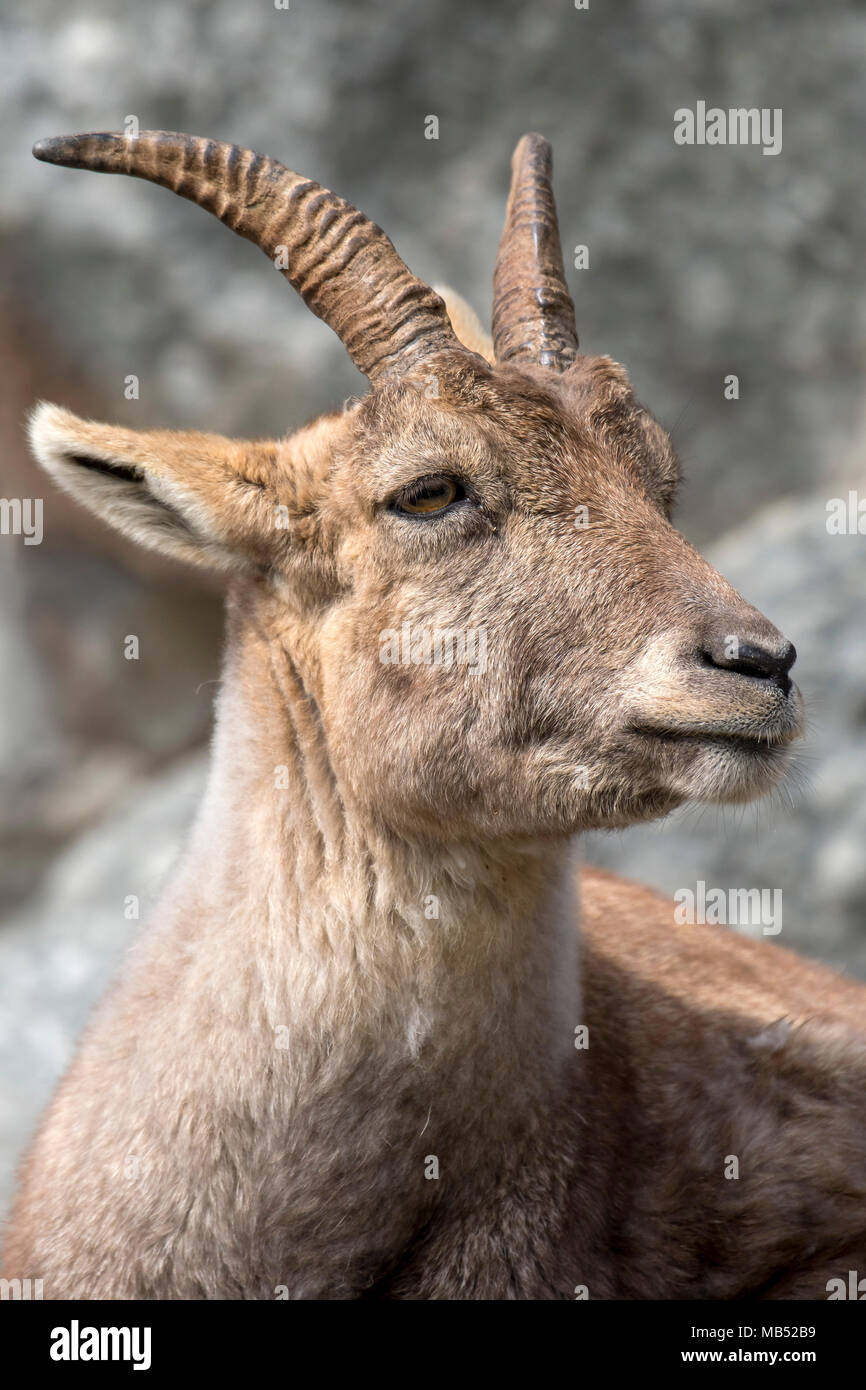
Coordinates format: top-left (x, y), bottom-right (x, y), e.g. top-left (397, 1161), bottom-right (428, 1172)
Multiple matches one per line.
top-left (491, 133), bottom-right (578, 372)
top-left (32, 130), bottom-right (461, 381)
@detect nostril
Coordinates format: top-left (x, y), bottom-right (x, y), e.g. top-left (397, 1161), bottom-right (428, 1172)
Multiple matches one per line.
top-left (700, 637), bottom-right (796, 693)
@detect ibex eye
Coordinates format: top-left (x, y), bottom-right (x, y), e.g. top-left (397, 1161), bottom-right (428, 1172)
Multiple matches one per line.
top-left (392, 475), bottom-right (465, 516)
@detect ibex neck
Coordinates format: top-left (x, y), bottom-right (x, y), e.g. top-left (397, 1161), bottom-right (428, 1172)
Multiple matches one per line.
top-left (183, 587), bottom-right (581, 1104)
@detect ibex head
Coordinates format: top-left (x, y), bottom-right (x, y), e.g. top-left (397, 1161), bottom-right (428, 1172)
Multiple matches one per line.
top-left (30, 131), bottom-right (801, 839)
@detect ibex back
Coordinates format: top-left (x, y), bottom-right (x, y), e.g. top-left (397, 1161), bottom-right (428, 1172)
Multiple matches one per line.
top-left (3, 131), bottom-right (864, 1299)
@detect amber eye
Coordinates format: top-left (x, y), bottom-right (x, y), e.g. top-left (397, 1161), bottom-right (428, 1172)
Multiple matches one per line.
top-left (393, 475), bottom-right (465, 516)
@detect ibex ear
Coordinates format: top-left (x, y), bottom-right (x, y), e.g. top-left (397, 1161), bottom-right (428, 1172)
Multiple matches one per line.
top-left (29, 403), bottom-right (287, 572)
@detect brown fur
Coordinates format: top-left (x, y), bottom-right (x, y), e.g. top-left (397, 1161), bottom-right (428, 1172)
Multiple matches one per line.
top-left (4, 270), bottom-right (864, 1298)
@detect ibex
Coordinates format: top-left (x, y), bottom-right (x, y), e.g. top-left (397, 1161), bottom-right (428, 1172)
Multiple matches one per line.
top-left (3, 130), bottom-right (865, 1300)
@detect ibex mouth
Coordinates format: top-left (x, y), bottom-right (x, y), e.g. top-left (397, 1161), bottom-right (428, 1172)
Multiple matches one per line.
top-left (626, 711), bottom-right (802, 807)
top-left (630, 720), bottom-right (801, 752)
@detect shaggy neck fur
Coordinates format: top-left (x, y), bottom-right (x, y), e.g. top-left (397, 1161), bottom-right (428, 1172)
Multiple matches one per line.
top-left (160, 582), bottom-right (582, 1289)
top-left (188, 581), bottom-right (580, 1085)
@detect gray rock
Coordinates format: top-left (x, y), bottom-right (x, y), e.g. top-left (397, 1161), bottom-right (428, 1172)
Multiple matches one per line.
top-left (0, 755), bottom-right (206, 1213)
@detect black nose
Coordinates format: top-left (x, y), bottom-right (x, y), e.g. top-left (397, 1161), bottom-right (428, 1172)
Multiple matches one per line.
top-left (701, 633), bottom-right (796, 694)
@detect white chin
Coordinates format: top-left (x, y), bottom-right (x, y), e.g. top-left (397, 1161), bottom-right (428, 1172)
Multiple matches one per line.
top-left (677, 740), bottom-right (792, 804)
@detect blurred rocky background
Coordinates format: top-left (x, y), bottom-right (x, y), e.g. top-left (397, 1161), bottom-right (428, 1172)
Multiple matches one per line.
top-left (1, 0), bottom-right (864, 1212)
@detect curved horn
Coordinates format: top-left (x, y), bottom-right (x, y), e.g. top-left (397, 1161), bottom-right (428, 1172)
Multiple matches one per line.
top-left (33, 130), bottom-right (460, 381)
top-left (491, 133), bottom-right (578, 372)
